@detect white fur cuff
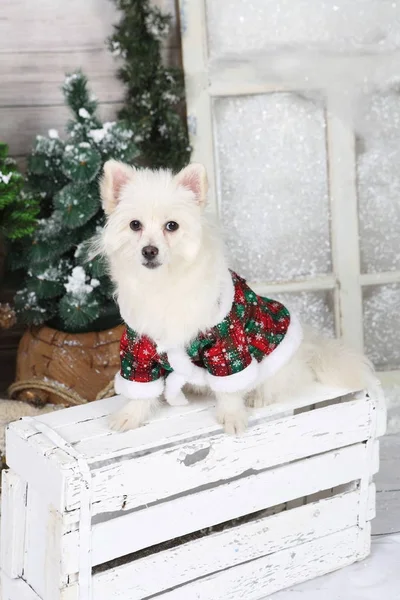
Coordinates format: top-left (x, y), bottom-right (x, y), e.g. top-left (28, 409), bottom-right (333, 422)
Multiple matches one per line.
top-left (114, 372), bottom-right (164, 400)
top-left (164, 372), bottom-right (187, 405)
top-left (206, 358), bottom-right (259, 393)
top-left (257, 312), bottom-right (303, 382)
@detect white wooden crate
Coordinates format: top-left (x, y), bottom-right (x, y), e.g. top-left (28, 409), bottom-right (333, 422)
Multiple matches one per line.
top-left (0, 386), bottom-right (386, 600)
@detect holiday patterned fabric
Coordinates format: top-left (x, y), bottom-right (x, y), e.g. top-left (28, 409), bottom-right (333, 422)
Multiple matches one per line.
top-left (119, 272), bottom-right (292, 389)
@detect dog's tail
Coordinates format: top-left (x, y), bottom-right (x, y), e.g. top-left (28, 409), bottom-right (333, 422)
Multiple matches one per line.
top-left (304, 327), bottom-right (383, 400)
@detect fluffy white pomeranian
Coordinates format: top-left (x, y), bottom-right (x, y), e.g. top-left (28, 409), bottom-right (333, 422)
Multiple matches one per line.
top-left (99, 160), bottom-right (378, 434)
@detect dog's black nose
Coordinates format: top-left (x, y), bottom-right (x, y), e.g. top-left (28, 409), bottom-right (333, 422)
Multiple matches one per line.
top-left (142, 245), bottom-right (159, 260)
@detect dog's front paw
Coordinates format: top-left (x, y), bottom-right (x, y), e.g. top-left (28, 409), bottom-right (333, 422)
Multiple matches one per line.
top-left (109, 398), bottom-right (154, 432)
top-left (166, 391), bottom-right (189, 406)
top-left (217, 408), bottom-right (248, 435)
top-left (109, 407), bottom-right (144, 432)
top-left (246, 388), bottom-right (264, 408)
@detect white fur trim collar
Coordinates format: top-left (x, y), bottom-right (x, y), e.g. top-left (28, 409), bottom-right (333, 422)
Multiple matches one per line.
top-left (164, 373), bottom-right (190, 405)
top-left (206, 357), bottom-right (259, 393)
top-left (114, 372), bottom-right (164, 400)
top-left (257, 312), bottom-right (303, 383)
top-left (210, 270), bottom-right (235, 327)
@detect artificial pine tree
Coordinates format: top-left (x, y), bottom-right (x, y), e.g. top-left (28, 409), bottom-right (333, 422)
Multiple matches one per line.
top-left (0, 143), bottom-right (39, 241)
top-left (108, 0), bottom-right (191, 171)
top-left (14, 71), bottom-right (140, 332)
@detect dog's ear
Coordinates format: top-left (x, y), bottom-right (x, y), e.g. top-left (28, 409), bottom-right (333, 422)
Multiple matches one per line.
top-left (174, 163), bottom-right (208, 208)
top-left (100, 160), bottom-right (135, 215)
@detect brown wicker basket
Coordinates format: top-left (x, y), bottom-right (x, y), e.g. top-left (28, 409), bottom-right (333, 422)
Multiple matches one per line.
top-left (12, 324), bottom-right (124, 405)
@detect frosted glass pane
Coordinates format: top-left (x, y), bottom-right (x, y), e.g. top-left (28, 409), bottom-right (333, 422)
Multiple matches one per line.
top-left (214, 93), bottom-right (331, 282)
top-left (271, 290), bottom-right (335, 339)
top-left (206, 0), bottom-right (400, 58)
top-left (363, 284), bottom-right (400, 370)
top-left (357, 93), bottom-right (400, 274)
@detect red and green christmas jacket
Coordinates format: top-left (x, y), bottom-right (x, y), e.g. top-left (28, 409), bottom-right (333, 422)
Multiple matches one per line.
top-left (115, 271), bottom-right (303, 404)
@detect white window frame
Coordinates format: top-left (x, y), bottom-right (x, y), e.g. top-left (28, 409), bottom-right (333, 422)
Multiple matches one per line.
top-left (178, 0), bottom-right (400, 384)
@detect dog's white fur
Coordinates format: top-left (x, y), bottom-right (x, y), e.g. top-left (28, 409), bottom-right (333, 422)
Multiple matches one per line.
top-left (99, 161), bottom-right (379, 434)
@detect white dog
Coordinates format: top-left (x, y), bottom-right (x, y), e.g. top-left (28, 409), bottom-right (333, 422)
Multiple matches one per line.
top-left (99, 161), bottom-right (378, 434)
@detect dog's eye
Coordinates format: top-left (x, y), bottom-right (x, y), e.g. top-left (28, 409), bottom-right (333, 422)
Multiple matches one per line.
top-left (165, 221), bottom-right (179, 232)
top-left (129, 220), bottom-right (142, 231)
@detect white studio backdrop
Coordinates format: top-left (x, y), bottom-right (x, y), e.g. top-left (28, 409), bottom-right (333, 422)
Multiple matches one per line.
top-left (178, 0), bottom-right (400, 383)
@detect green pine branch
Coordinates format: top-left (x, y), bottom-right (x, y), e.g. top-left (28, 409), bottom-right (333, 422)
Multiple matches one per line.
top-left (14, 71), bottom-right (139, 333)
top-left (0, 143), bottom-right (39, 241)
top-left (108, 0), bottom-right (191, 171)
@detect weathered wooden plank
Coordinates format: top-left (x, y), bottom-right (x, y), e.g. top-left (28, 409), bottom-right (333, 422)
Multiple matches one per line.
top-left (0, 572), bottom-right (42, 600)
top-left (146, 527), bottom-right (369, 600)
top-left (34, 394), bottom-right (212, 432)
top-left (0, 102), bottom-right (123, 157)
top-left (5, 422), bottom-right (74, 512)
top-left (0, 0), bottom-right (117, 53)
top-left (63, 443), bottom-right (371, 569)
top-left (0, 470), bottom-right (27, 579)
top-left (0, 51), bottom-right (124, 106)
top-left (23, 488), bottom-right (67, 600)
top-left (367, 482), bottom-right (376, 522)
top-left (0, 0), bottom-right (178, 54)
top-left (88, 490), bottom-right (361, 599)
top-left (65, 398), bottom-right (374, 512)
top-left (74, 392), bottom-right (363, 460)
top-left (36, 386), bottom-right (353, 435)
top-left (0, 46), bottom-right (181, 108)
top-left (58, 387), bottom-right (356, 461)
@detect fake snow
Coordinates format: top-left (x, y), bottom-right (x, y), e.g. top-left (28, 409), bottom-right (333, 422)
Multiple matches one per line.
top-left (48, 129), bottom-right (59, 139)
top-left (89, 122), bottom-right (114, 143)
top-left (0, 171), bottom-right (12, 185)
top-left (145, 13), bottom-right (169, 39)
top-left (162, 91), bottom-right (179, 104)
top-left (63, 72), bottom-right (81, 93)
top-left (215, 93), bottom-right (330, 282)
top-left (206, 0), bottom-right (400, 57)
top-left (64, 266), bottom-right (96, 299)
top-left (78, 108), bottom-right (91, 119)
top-left (64, 73), bottom-right (79, 85)
top-left (36, 267), bottom-right (62, 282)
top-left (62, 339), bottom-right (83, 346)
top-left (74, 242), bottom-right (85, 259)
top-left (363, 283), bottom-right (400, 369)
top-left (110, 40), bottom-right (126, 58)
top-left (36, 212), bottom-right (63, 239)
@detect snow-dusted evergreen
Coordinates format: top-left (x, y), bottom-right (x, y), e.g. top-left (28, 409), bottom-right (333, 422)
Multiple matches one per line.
top-left (108, 0), bottom-right (191, 171)
top-left (14, 71), bottom-right (140, 332)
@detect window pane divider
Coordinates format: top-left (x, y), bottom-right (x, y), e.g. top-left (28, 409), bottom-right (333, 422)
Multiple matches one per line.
top-left (360, 271), bottom-right (400, 286)
top-left (251, 276), bottom-right (336, 295)
top-left (326, 93), bottom-right (364, 351)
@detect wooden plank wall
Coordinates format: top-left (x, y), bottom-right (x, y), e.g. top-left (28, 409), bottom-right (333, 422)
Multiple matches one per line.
top-left (0, 0), bottom-right (181, 393)
top-left (0, 0), bottom-right (181, 165)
